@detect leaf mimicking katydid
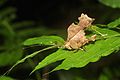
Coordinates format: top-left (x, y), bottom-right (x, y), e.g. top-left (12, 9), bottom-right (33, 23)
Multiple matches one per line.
top-left (65, 13), bottom-right (96, 50)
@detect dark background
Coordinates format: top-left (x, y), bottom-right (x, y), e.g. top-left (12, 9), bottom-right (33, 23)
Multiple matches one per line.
top-left (5, 0), bottom-right (120, 28)
top-left (0, 0), bottom-right (120, 80)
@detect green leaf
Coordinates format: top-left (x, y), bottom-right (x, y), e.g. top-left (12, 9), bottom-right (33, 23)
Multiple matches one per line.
top-left (52, 37), bottom-right (120, 72)
top-left (99, 0), bottom-right (120, 8)
top-left (91, 26), bottom-right (120, 37)
top-left (31, 48), bottom-right (74, 74)
top-left (92, 26), bottom-right (117, 35)
top-left (23, 36), bottom-right (65, 46)
top-left (107, 18), bottom-right (120, 28)
top-left (30, 27), bottom-right (120, 74)
top-left (0, 76), bottom-right (14, 80)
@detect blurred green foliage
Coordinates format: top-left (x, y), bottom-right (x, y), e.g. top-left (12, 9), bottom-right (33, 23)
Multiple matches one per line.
top-left (0, 2), bottom-right (22, 67)
top-left (99, 0), bottom-right (120, 8)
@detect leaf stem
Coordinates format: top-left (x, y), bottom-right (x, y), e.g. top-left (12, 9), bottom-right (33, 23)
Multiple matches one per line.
top-left (3, 45), bottom-right (58, 76)
top-left (28, 59), bottom-right (41, 80)
top-left (91, 26), bottom-right (107, 37)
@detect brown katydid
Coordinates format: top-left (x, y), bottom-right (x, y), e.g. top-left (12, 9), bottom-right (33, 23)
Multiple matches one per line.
top-left (64, 13), bottom-right (96, 50)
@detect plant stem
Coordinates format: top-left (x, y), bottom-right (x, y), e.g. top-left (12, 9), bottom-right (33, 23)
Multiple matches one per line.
top-left (91, 27), bottom-right (104, 36)
top-left (42, 67), bottom-right (49, 80)
top-left (3, 45), bottom-right (58, 76)
top-left (28, 59), bottom-right (41, 80)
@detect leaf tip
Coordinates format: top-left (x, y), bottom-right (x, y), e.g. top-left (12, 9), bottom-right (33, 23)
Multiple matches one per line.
top-left (29, 70), bottom-right (35, 76)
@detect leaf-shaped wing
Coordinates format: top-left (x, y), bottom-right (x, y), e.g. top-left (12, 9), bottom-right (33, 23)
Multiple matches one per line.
top-left (67, 23), bottom-right (81, 41)
top-left (65, 13), bottom-right (94, 49)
